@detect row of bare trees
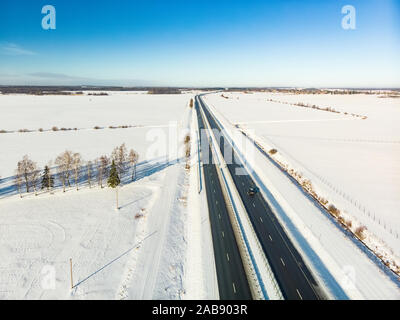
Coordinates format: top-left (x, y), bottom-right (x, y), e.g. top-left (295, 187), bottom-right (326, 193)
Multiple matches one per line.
top-left (14, 143), bottom-right (139, 198)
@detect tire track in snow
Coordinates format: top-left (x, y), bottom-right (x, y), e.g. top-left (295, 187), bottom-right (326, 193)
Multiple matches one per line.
top-left (116, 186), bottom-right (160, 300)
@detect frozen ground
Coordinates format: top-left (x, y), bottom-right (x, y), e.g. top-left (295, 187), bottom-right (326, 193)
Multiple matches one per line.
top-left (0, 91), bottom-right (192, 178)
top-left (0, 91), bottom-right (191, 131)
top-left (204, 92), bottom-right (400, 259)
top-left (0, 92), bottom-right (207, 299)
top-left (203, 92), bottom-right (400, 299)
top-left (0, 162), bottom-right (189, 299)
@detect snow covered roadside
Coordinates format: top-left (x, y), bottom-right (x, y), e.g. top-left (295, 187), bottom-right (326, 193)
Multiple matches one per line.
top-left (212, 92), bottom-right (400, 274)
top-left (238, 128), bottom-right (400, 276)
top-left (183, 105), bottom-right (219, 299)
top-left (100, 102), bottom-right (194, 300)
top-left (202, 95), bottom-right (400, 300)
top-left (121, 161), bottom-right (187, 299)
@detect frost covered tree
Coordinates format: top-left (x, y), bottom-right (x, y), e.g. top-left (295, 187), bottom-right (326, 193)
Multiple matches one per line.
top-left (111, 143), bottom-right (127, 177)
top-left (107, 160), bottom-right (121, 210)
top-left (97, 155), bottom-right (109, 188)
top-left (87, 160), bottom-right (93, 188)
top-left (31, 168), bottom-right (40, 196)
top-left (17, 155), bottom-right (37, 193)
top-left (56, 164), bottom-right (66, 192)
top-left (72, 152), bottom-right (83, 191)
top-left (14, 169), bottom-right (23, 198)
top-left (128, 149), bottom-right (139, 181)
top-left (55, 150), bottom-right (74, 188)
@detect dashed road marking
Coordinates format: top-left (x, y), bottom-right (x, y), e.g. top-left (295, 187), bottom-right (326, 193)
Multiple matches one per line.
top-left (296, 289), bottom-right (303, 300)
top-left (269, 235), bottom-right (273, 241)
top-left (280, 258), bottom-right (285, 267)
top-left (226, 253), bottom-right (230, 262)
top-left (232, 282), bottom-right (237, 294)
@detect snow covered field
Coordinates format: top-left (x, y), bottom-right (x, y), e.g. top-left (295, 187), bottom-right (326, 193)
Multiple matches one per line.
top-left (1, 90), bottom-right (398, 299)
top-left (203, 92), bottom-right (400, 299)
top-left (0, 92), bottom-right (193, 177)
top-left (0, 91), bottom-right (189, 131)
top-left (0, 92), bottom-right (201, 299)
top-left (204, 92), bottom-right (400, 258)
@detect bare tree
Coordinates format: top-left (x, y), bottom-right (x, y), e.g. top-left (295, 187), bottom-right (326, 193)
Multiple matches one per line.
top-left (56, 164), bottom-right (66, 192)
top-left (111, 143), bottom-right (127, 177)
top-left (87, 160), bottom-right (93, 188)
top-left (17, 155), bottom-right (37, 193)
top-left (55, 150), bottom-right (74, 188)
top-left (95, 158), bottom-right (100, 187)
top-left (98, 155), bottom-right (109, 188)
top-left (14, 169), bottom-right (23, 198)
top-left (48, 161), bottom-right (55, 194)
top-left (72, 152), bottom-right (83, 191)
top-left (128, 149), bottom-right (139, 181)
top-left (31, 168), bottom-right (40, 196)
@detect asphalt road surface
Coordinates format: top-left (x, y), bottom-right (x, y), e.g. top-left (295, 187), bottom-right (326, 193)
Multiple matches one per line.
top-left (198, 95), bottom-right (327, 300)
top-left (195, 97), bottom-right (252, 300)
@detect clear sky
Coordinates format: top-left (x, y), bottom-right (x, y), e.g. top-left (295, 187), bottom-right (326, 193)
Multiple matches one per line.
top-left (0, 0), bottom-right (399, 87)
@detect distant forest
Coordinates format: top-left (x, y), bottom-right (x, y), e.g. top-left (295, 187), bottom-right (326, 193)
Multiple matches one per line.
top-left (0, 86), bottom-right (183, 95)
top-left (0, 86), bottom-right (398, 95)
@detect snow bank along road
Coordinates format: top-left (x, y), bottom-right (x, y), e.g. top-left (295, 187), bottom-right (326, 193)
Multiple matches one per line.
top-left (198, 95), bottom-right (327, 300)
top-left (195, 97), bottom-right (252, 299)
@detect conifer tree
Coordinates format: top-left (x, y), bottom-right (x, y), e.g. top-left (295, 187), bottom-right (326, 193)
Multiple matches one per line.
top-left (41, 165), bottom-right (54, 191)
top-left (107, 160), bottom-right (121, 209)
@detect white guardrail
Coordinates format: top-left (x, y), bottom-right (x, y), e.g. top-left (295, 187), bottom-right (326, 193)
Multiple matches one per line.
top-left (197, 98), bottom-right (283, 300)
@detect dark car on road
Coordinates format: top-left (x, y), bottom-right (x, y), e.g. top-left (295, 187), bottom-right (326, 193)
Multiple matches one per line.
top-left (247, 186), bottom-right (260, 196)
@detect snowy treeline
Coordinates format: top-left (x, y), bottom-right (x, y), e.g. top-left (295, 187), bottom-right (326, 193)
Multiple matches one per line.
top-left (13, 143), bottom-right (139, 197)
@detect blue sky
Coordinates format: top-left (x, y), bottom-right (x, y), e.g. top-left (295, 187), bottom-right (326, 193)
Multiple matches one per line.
top-left (0, 0), bottom-right (399, 87)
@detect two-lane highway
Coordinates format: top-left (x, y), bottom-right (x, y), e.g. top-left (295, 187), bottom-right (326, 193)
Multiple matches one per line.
top-left (198, 95), bottom-right (327, 300)
top-left (195, 97), bottom-right (252, 300)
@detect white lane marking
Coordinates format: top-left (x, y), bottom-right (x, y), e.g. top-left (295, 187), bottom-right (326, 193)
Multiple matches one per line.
top-left (280, 258), bottom-right (285, 267)
top-left (222, 231), bottom-right (225, 238)
top-left (213, 189), bottom-right (216, 193)
top-left (242, 182), bottom-right (244, 186)
top-left (259, 217), bottom-right (263, 223)
top-left (226, 253), bottom-right (230, 262)
top-left (219, 214), bottom-right (221, 219)
top-left (216, 200), bottom-right (218, 205)
top-left (232, 282), bottom-right (237, 294)
top-left (252, 203), bottom-right (256, 208)
top-left (296, 289), bottom-right (303, 300)
top-left (269, 235), bottom-right (273, 241)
